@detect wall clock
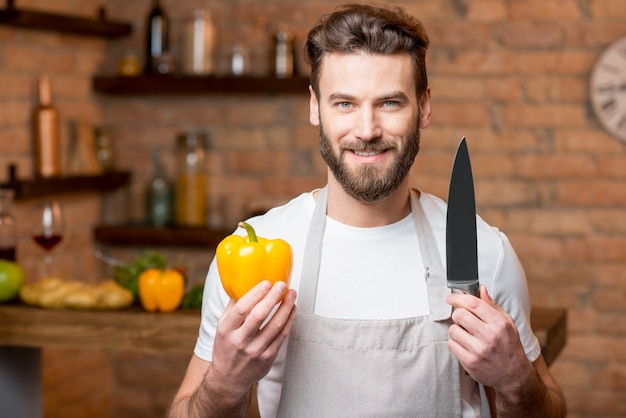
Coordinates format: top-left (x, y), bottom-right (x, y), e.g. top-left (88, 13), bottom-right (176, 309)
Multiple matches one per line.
top-left (590, 35), bottom-right (626, 142)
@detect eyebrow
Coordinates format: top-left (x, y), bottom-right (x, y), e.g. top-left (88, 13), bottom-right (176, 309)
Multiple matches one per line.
top-left (327, 91), bottom-right (411, 103)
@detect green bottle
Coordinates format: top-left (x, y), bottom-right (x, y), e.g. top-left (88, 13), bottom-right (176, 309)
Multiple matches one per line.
top-left (145, 152), bottom-right (173, 227)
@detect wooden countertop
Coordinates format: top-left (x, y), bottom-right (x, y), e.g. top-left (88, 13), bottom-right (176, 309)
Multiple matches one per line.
top-left (0, 304), bottom-right (567, 365)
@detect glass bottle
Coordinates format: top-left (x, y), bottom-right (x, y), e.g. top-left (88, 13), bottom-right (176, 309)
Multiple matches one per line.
top-left (33, 74), bottom-right (60, 178)
top-left (145, 0), bottom-right (169, 74)
top-left (94, 127), bottom-right (115, 172)
top-left (175, 132), bottom-right (208, 227)
top-left (272, 25), bottom-right (295, 78)
top-left (145, 152), bottom-right (174, 227)
top-left (183, 9), bottom-right (215, 75)
top-left (0, 189), bottom-right (17, 261)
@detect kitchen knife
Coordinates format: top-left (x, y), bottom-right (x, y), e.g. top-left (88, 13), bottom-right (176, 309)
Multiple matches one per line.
top-left (446, 137), bottom-right (496, 418)
top-left (446, 137), bottom-right (479, 297)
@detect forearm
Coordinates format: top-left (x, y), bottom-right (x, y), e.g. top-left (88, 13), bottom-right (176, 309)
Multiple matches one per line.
top-left (167, 365), bottom-right (251, 418)
top-left (495, 362), bottom-right (566, 418)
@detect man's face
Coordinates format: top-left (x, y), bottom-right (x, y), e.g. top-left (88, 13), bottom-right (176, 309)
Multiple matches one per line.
top-left (310, 52), bottom-right (431, 203)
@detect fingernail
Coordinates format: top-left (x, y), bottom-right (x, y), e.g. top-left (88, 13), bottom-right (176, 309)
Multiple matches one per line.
top-left (274, 281), bottom-right (287, 293)
top-left (261, 280), bottom-right (272, 291)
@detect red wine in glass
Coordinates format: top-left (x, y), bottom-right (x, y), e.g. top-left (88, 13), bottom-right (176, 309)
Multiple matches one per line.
top-left (33, 234), bottom-right (62, 251)
top-left (32, 201), bottom-right (63, 278)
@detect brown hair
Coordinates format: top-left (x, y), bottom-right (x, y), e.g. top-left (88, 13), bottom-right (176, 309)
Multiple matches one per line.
top-left (305, 3), bottom-right (430, 99)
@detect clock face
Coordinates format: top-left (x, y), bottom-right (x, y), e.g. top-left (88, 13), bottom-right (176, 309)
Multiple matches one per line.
top-left (590, 36), bottom-right (626, 142)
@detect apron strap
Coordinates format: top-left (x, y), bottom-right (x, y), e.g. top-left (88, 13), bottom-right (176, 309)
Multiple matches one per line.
top-left (297, 186), bottom-right (328, 313)
top-left (409, 189), bottom-right (452, 321)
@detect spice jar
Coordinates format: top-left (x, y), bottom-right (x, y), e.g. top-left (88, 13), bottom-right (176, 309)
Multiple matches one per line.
top-left (271, 25), bottom-right (295, 78)
top-left (175, 132), bottom-right (208, 227)
top-left (0, 189), bottom-right (16, 261)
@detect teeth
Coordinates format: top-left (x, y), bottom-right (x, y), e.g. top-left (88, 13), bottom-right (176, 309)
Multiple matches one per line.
top-left (354, 151), bottom-right (382, 157)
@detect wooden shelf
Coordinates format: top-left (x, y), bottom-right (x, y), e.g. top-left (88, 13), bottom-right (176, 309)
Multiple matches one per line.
top-left (94, 223), bottom-right (232, 248)
top-left (0, 303), bottom-right (199, 355)
top-left (93, 74), bottom-right (311, 96)
top-left (0, 303), bottom-right (567, 364)
top-left (0, 3), bottom-right (132, 38)
top-left (0, 171), bottom-right (131, 201)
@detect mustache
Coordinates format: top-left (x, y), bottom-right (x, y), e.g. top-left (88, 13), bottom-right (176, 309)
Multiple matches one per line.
top-left (340, 138), bottom-right (397, 152)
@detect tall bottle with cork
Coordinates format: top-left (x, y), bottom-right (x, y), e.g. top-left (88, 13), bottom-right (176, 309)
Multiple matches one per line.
top-left (33, 74), bottom-right (60, 178)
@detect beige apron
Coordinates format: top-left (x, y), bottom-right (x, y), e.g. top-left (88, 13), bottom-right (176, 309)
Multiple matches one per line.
top-left (276, 187), bottom-right (463, 417)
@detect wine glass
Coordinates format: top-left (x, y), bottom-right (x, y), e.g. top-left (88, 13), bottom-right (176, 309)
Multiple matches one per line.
top-left (32, 201), bottom-right (63, 278)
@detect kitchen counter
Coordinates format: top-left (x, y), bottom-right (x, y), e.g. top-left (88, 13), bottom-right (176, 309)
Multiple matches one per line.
top-left (0, 303), bottom-right (566, 417)
top-left (0, 303), bottom-right (567, 365)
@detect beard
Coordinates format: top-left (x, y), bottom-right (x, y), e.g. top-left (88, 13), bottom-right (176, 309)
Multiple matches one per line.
top-left (319, 120), bottom-right (421, 203)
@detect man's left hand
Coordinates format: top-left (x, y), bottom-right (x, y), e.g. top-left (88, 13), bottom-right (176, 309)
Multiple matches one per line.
top-left (445, 285), bottom-right (534, 394)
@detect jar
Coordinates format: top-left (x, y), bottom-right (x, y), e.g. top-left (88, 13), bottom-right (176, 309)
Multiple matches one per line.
top-left (0, 189), bottom-right (16, 261)
top-left (183, 10), bottom-right (215, 75)
top-left (175, 132), bottom-right (208, 227)
top-left (272, 25), bottom-right (295, 78)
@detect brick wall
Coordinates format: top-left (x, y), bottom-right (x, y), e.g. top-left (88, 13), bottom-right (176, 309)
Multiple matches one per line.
top-left (1, 0), bottom-right (626, 416)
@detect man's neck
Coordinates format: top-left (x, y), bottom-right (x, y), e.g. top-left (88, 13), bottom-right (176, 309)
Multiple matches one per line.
top-left (320, 177), bottom-right (413, 228)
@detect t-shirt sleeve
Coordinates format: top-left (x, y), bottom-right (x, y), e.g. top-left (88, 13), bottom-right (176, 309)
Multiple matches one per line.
top-left (492, 231), bottom-right (542, 362)
top-left (194, 257), bottom-right (230, 361)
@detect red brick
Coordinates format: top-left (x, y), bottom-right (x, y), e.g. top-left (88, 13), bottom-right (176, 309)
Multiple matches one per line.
top-left (514, 154), bottom-right (596, 179)
top-left (509, 0), bottom-right (583, 21)
top-left (592, 0), bottom-right (626, 18)
top-left (503, 104), bottom-right (586, 127)
top-left (466, 0), bottom-right (507, 22)
top-left (431, 76), bottom-right (486, 100)
top-left (485, 77), bottom-right (523, 102)
top-left (495, 21), bottom-right (565, 48)
top-left (515, 51), bottom-right (595, 75)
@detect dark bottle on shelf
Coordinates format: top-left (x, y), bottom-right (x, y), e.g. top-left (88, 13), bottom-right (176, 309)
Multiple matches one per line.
top-left (145, 0), bottom-right (170, 74)
top-left (145, 152), bottom-right (174, 227)
top-left (0, 189), bottom-right (16, 261)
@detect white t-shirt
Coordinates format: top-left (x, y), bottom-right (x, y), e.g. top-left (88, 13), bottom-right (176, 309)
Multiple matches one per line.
top-left (195, 190), bottom-right (541, 418)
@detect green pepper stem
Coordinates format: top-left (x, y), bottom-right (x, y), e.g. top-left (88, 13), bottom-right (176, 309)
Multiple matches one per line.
top-left (238, 222), bottom-right (258, 242)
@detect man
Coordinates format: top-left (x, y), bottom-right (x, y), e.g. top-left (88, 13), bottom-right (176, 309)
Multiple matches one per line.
top-left (168, 4), bottom-right (566, 417)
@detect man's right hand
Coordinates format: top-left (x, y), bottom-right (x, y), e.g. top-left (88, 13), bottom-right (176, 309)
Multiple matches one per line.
top-left (208, 280), bottom-right (297, 406)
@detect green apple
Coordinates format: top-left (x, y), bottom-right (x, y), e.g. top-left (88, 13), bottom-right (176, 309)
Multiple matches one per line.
top-left (0, 259), bottom-right (26, 303)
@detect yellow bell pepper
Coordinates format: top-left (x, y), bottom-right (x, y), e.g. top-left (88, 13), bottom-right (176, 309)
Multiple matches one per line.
top-left (138, 268), bottom-right (185, 312)
top-left (216, 222), bottom-right (293, 300)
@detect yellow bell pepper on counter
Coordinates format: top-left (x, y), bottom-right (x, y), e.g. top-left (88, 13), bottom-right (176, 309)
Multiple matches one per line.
top-left (216, 222), bottom-right (293, 300)
top-left (138, 268), bottom-right (185, 312)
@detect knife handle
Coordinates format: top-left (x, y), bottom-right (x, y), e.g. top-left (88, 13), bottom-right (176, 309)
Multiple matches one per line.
top-left (451, 282), bottom-right (479, 297)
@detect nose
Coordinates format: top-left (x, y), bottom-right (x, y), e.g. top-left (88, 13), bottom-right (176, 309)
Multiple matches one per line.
top-left (353, 107), bottom-right (382, 141)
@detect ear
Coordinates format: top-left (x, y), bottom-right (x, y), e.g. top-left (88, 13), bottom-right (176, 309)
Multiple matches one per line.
top-left (309, 85), bottom-right (320, 126)
top-left (419, 87), bottom-right (431, 129)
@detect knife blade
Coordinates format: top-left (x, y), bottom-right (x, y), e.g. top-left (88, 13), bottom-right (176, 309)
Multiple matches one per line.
top-left (446, 137), bottom-right (479, 296)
